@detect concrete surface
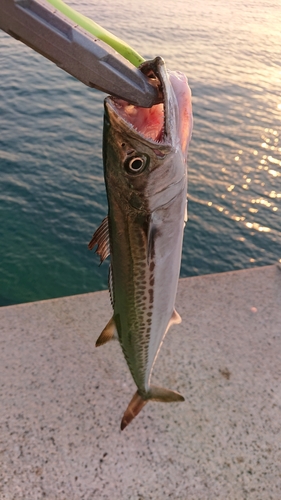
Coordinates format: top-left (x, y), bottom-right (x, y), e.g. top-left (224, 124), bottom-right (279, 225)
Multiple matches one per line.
top-left (0, 265), bottom-right (281, 500)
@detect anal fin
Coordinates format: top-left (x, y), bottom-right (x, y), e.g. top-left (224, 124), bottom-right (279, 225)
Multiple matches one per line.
top-left (164, 309), bottom-right (182, 336)
top-left (96, 316), bottom-right (117, 347)
top-left (171, 309), bottom-right (182, 325)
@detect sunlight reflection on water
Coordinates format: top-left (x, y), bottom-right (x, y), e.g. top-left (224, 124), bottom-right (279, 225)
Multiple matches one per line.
top-left (0, 0), bottom-right (280, 304)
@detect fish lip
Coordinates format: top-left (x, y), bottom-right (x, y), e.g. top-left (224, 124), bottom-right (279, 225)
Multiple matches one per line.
top-left (104, 56), bottom-right (174, 148)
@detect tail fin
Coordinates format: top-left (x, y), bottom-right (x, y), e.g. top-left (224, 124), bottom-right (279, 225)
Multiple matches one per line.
top-left (121, 385), bottom-right (184, 430)
top-left (148, 385), bottom-right (185, 403)
top-left (121, 392), bottom-right (148, 431)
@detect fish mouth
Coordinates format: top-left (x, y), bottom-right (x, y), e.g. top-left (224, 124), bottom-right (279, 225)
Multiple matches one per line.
top-left (109, 99), bottom-right (165, 143)
top-left (106, 57), bottom-right (192, 156)
top-left (107, 57), bottom-right (168, 144)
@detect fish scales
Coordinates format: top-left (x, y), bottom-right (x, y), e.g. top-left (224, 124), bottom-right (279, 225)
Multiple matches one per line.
top-left (89, 56), bottom-right (193, 429)
top-left (107, 191), bottom-right (154, 387)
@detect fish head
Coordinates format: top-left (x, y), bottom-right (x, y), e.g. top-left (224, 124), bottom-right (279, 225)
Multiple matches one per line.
top-left (103, 56), bottom-right (193, 211)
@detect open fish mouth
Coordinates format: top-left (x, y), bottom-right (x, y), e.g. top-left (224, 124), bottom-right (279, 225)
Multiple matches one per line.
top-left (106, 56), bottom-right (168, 144)
top-left (109, 98), bottom-right (165, 143)
top-left (106, 56), bottom-right (192, 156)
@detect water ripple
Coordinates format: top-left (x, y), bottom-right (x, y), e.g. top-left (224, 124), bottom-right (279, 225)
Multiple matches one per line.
top-left (0, 0), bottom-right (281, 304)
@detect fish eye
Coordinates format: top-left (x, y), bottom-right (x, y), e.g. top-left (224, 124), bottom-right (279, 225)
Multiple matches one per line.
top-left (124, 154), bottom-right (149, 174)
top-left (130, 158), bottom-right (143, 171)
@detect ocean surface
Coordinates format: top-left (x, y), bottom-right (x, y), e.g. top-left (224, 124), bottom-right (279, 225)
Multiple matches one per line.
top-left (1, 0), bottom-right (281, 306)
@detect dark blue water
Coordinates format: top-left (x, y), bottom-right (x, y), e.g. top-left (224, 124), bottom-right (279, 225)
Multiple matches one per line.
top-left (1, 0), bottom-right (281, 306)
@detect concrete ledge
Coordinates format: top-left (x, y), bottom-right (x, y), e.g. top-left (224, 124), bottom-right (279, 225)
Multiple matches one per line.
top-left (0, 265), bottom-right (281, 499)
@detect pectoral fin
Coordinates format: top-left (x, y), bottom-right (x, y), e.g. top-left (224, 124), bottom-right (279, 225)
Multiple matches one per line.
top-left (88, 216), bottom-right (110, 264)
top-left (146, 212), bottom-right (161, 262)
top-left (96, 316), bottom-right (117, 347)
top-left (121, 385), bottom-right (184, 430)
top-left (147, 220), bottom-right (157, 262)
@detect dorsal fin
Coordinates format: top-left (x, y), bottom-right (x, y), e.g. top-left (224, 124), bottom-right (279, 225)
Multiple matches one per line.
top-left (88, 216), bottom-right (110, 264)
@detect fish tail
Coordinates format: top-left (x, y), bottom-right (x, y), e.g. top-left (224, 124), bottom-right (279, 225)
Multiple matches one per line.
top-left (120, 392), bottom-right (148, 431)
top-left (121, 385), bottom-right (184, 430)
top-left (148, 385), bottom-right (185, 403)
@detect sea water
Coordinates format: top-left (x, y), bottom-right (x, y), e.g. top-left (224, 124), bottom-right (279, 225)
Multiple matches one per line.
top-left (0, 0), bottom-right (280, 305)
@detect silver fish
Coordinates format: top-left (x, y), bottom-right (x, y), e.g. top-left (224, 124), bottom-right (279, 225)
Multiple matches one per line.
top-left (89, 56), bottom-right (193, 430)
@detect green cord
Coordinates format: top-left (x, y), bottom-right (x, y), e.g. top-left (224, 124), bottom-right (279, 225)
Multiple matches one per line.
top-left (45, 0), bottom-right (145, 67)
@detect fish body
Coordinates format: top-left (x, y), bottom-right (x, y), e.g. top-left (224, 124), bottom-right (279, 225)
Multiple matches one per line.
top-left (89, 57), bottom-right (193, 429)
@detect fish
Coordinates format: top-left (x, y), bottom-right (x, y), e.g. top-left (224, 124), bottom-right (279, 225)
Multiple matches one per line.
top-left (88, 56), bottom-right (193, 430)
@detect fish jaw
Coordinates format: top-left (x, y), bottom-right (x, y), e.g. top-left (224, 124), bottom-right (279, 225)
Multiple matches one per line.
top-left (101, 56), bottom-right (193, 413)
